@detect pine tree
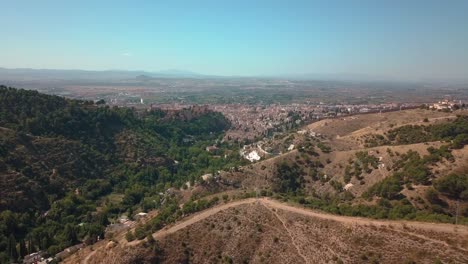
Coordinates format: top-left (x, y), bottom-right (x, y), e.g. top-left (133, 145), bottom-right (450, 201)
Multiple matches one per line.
top-left (41, 236), bottom-right (50, 251)
top-left (99, 211), bottom-right (110, 226)
top-left (64, 224), bottom-right (78, 245)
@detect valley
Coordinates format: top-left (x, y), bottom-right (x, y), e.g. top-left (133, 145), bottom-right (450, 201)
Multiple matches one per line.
top-left (1, 86), bottom-right (467, 263)
top-left (63, 103), bottom-right (468, 263)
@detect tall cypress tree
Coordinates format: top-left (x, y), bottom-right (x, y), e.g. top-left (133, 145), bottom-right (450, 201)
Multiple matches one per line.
top-left (7, 234), bottom-right (18, 261)
top-left (27, 237), bottom-right (33, 254)
top-left (19, 239), bottom-right (27, 258)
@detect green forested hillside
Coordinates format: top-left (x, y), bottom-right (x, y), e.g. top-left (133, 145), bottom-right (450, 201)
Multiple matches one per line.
top-left (0, 86), bottom-right (242, 262)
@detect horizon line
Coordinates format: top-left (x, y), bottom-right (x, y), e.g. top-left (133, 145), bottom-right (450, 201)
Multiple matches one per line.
top-left (1, 66), bottom-right (467, 83)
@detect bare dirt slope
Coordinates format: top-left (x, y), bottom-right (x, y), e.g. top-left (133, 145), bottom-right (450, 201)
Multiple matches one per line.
top-left (75, 198), bottom-right (468, 264)
top-left (307, 109), bottom-right (458, 138)
top-left (307, 109), bottom-right (464, 150)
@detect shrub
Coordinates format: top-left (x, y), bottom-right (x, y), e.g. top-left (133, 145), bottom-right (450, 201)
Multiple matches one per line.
top-left (434, 173), bottom-right (468, 200)
top-left (425, 188), bottom-right (439, 203)
top-left (330, 180), bottom-right (343, 192)
top-left (134, 226), bottom-right (147, 240)
top-left (273, 161), bottom-right (304, 193)
top-left (125, 231), bottom-right (135, 242)
top-left (364, 175), bottom-right (403, 200)
top-left (317, 142), bottom-right (331, 153)
top-left (146, 233), bottom-right (155, 244)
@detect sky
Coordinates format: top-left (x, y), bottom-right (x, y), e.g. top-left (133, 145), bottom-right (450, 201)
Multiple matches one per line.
top-left (1, 0), bottom-right (468, 80)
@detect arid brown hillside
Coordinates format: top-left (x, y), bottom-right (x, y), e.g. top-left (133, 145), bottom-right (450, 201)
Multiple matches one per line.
top-left (218, 109), bottom-right (468, 220)
top-left (73, 198), bottom-right (468, 264)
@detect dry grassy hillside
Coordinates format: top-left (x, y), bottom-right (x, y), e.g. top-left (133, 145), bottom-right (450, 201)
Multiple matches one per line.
top-left (79, 199), bottom-right (468, 264)
top-left (218, 109), bottom-right (468, 221)
top-left (307, 109), bottom-right (463, 151)
top-left (308, 109), bottom-right (458, 137)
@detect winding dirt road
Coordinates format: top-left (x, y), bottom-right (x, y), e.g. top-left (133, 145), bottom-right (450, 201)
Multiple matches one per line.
top-left (81, 197), bottom-right (467, 263)
top-left (128, 198), bottom-right (468, 246)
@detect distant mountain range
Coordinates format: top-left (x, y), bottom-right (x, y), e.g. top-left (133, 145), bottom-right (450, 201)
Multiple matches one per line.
top-left (0, 67), bottom-right (467, 84)
top-left (0, 67), bottom-right (206, 81)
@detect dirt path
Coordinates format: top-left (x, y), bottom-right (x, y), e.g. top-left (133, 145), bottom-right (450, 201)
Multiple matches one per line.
top-left (82, 197), bottom-right (468, 263)
top-left (136, 197), bottom-right (467, 244)
top-left (266, 204), bottom-right (310, 264)
top-left (82, 249), bottom-right (97, 264)
top-left (128, 198), bottom-right (259, 246)
top-left (261, 198), bottom-right (467, 235)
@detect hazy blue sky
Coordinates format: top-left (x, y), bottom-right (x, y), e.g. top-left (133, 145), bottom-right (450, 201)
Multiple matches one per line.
top-left (2, 0), bottom-right (468, 80)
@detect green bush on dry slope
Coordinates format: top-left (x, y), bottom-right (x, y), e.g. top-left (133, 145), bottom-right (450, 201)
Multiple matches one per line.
top-left (434, 173), bottom-right (468, 201)
top-left (385, 115), bottom-right (468, 147)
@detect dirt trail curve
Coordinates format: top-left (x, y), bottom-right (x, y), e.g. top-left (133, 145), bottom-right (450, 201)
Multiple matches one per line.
top-left (262, 199), bottom-right (466, 233)
top-left (127, 198), bottom-right (258, 247)
top-left (131, 198), bottom-right (468, 245)
top-left (83, 197), bottom-right (468, 263)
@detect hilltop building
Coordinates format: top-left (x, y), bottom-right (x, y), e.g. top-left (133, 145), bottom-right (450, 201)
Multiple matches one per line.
top-left (429, 98), bottom-right (461, 110)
